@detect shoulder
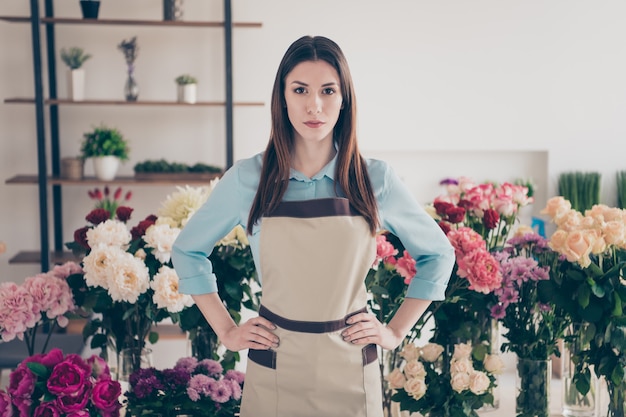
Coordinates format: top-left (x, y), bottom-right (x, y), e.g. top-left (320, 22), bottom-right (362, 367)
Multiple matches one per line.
top-left (364, 157), bottom-right (393, 191)
top-left (223, 152), bottom-right (263, 187)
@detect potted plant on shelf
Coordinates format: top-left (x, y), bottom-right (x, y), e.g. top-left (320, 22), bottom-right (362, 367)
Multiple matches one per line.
top-left (79, 0), bottom-right (100, 19)
top-left (175, 74), bottom-right (198, 104)
top-left (60, 47), bottom-right (91, 101)
top-left (80, 124), bottom-right (130, 181)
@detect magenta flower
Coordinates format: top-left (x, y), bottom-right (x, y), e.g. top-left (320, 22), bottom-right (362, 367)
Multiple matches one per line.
top-left (0, 390), bottom-right (11, 417)
top-left (91, 379), bottom-right (121, 412)
top-left (88, 355), bottom-right (111, 381)
top-left (56, 384), bottom-right (91, 413)
top-left (8, 362), bottom-right (37, 399)
top-left (187, 374), bottom-right (216, 402)
top-left (209, 380), bottom-right (233, 403)
top-left (490, 304), bottom-right (506, 319)
top-left (33, 401), bottom-right (62, 417)
top-left (47, 359), bottom-right (88, 397)
top-left (175, 357), bottom-right (198, 372)
top-left (224, 369), bottom-right (245, 385)
top-left (196, 359), bottom-right (223, 377)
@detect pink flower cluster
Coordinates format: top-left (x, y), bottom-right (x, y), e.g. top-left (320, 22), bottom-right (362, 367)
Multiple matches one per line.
top-left (0, 262), bottom-right (81, 342)
top-left (374, 233), bottom-right (417, 284)
top-left (0, 348), bottom-right (121, 417)
top-left (447, 227), bottom-right (502, 294)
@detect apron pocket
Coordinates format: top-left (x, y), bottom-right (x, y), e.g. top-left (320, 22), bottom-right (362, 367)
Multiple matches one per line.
top-left (362, 344), bottom-right (378, 366)
top-left (248, 348), bottom-right (277, 369)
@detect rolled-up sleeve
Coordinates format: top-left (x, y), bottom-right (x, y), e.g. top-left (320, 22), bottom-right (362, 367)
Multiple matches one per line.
top-left (171, 164), bottom-right (242, 295)
top-left (375, 161), bottom-right (455, 300)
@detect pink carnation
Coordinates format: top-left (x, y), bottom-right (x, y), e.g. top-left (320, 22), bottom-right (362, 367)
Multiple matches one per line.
top-left (49, 262), bottom-right (83, 279)
top-left (395, 250), bottom-right (417, 284)
top-left (0, 282), bottom-right (38, 341)
top-left (447, 227), bottom-right (486, 261)
top-left (457, 249), bottom-right (503, 294)
top-left (373, 234), bottom-right (398, 266)
top-left (23, 275), bottom-right (75, 326)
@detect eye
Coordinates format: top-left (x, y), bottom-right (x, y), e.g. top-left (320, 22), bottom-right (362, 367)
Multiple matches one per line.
top-left (293, 87), bottom-right (305, 94)
top-left (322, 87), bottom-right (336, 95)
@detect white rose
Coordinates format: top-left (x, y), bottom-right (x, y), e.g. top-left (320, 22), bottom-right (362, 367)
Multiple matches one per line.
top-left (385, 368), bottom-right (406, 390)
top-left (403, 360), bottom-right (426, 379)
top-left (450, 357), bottom-right (474, 374)
top-left (450, 372), bottom-right (470, 393)
top-left (399, 343), bottom-right (420, 362)
top-left (403, 377), bottom-right (427, 400)
top-left (420, 343), bottom-right (444, 362)
top-left (452, 342), bottom-right (473, 360)
top-left (483, 354), bottom-right (505, 375)
top-left (469, 371), bottom-right (491, 395)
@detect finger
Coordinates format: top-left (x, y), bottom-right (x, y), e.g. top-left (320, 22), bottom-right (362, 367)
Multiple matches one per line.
top-left (249, 326), bottom-right (280, 346)
top-left (252, 317), bottom-right (277, 329)
top-left (248, 340), bottom-right (274, 350)
top-left (346, 313), bottom-right (372, 325)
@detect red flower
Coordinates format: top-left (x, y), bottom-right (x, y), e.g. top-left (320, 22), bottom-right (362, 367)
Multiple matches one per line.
top-left (438, 221), bottom-right (452, 236)
top-left (115, 206), bottom-right (134, 222)
top-left (130, 215), bottom-right (157, 241)
top-left (73, 227), bottom-right (90, 249)
top-left (113, 187), bottom-right (122, 200)
top-left (483, 209), bottom-right (500, 230)
top-left (86, 209), bottom-right (110, 225)
top-left (433, 201), bottom-right (454, 217)
top-left (446, 206), bottom-right (466, 224)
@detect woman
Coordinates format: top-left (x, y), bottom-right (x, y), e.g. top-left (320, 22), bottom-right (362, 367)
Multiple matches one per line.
top-left (172, 35), bottom-right (455, 417)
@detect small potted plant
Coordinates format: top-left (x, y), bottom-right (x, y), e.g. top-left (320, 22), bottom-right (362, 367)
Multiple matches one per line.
top-left (80, 124), bottom-right (130, 181)
top-left (60, 47), bottom-right (91, 101)
top-left (175, 74), bottom-right (198, 104)
top-left (79, 0), bottom-right (100, 19)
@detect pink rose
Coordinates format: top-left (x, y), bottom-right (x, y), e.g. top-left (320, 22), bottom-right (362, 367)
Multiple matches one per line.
top-left (396, 250), bottom-right (417, 284)
top-left (91, 379), bottom-right (121, 412)
top-left (0, 390), bottom-right (11, 417)
top-left (56, 384), bottom-right (91, 413)
top-left (33, 402), bottom-right (62, 417)
top-left (47, 360), bottom-right (87, 397)
top-left (67, 412), bottom-right (91, 417)
top-left (88, 355), bottom-right (112, 380)
top-left (8, 362), bottom-right (36, 399)
top-left (374, 234), bottom-right (397, 266)
top-left (29, 348), bottom-right (65, 369)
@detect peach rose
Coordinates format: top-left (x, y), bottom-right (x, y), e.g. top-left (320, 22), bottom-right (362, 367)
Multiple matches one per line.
top-left (450, 372), bottom-right (470, 393)
top-left (403, 360), bottom-right (426, 379)
top-left (453, 342), bottom-right (473, 360)
top-left (420, 343), bottom-right (444, 363)
top-left (541, 196), bottom-right (572, 220)
top-left (564, 230), bottom-right (595, 267)
top-left (399, 343), bottom-right (420, 362)
top-left (469, 371), bottom-right (491, 395)
top-left (386, 368), bottom-right (406, 390)
top-left (483, 354), bottom-right (505, 375)
top-left (548, 229), bottom-right (569, 254)
top-left (450, 357), bottom-right (474, 374)
top-left (404, 377), bottom-right (427, 400)
top-left (604, 220), bottom-right (626, 246)
top-left (555, 210), bottom-right (584, 232)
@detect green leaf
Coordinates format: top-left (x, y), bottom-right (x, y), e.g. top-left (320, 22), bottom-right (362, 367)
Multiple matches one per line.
top-left (26, 362), bottom-right (49, 378)
top-left (610, 325), bottom-right (626, 352)
top-left (578, 283), bottom-right (591, 309)
top-left (369, 285), bottom-right (389, 296)
top-left (611, 361), bottom-right (625, 385)
top-left (573, 372), bottom-right (591, 396)
top-left (613, 293), bottom-right (623, 317)
top-left (91, 333), bottom-right (108, 350)
top-left (587, 278), bottom-right (606, 298)
top-left (148, 331), bottom-right (159, 344)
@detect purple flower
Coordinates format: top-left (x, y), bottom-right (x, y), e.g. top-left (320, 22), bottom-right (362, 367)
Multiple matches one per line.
top-left (227, 378), bottom-right (242, 401)
top-left (0, 390), bottom-right (11, 417)
top-left (33, 401), bottom-right (62, 417)
top-left (500, 287), bottom-right (519, 305)
top-left (175, 357), bottom-right (198, 372)
top-left (132, 376), bottom-right (161, 399)
top-left (196, 359), bottom-right (223, 377)
top-left (490, 304), bottom-right (506, 319)
top-left (210, 380), bottom-right (233, 403)
top-left (162, 368), bottom-right (191, 391)
top-left (187, 374), bottom-right (216, 402)
top-left (129, 367), bottom-right (159, 386)
top-left (439, 178), bottom-right (459, 186)
top-left (537, 303), bottom-right (552, 313)
top-left (224, 369), bottom-right (245, 385)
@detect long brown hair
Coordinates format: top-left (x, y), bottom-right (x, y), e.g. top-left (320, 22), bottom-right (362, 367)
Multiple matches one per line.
top-left (247, 35), bottom-right (378, 235)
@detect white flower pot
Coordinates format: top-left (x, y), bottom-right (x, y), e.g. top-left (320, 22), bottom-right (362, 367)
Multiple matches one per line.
top-left (68, 68), bottom-right (85, 101)
top-left (92, 156), bottom-right (120, 181)
top-left (177, 83), bottom-right (197, 104)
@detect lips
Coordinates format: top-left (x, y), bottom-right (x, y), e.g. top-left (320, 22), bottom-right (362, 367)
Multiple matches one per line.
top-left (304, 121), bottom-right (324, 128)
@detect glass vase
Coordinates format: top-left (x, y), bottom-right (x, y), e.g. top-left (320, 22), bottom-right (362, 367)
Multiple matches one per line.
top-left (189, 325), bottom-right (218, 361)
top-left (124, 69), bottom-right (139, 101)
top-left (516, 358), bottom-right (551, 417)
top-left (562, 324), bottom-right (597, 417)
top-left (606, 379), bottom-right (626, 417)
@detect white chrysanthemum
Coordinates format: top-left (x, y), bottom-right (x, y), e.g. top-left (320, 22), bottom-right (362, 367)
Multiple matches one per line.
top-left (151, 266), bottom-right (194, 313)
top-left (82, 245), bottom-right (127, 289)
top-left (157, 182), bottom-right (217, 228)
top-left (106, 251), bottom-right (150, 303)
top-left (144, 223), bottom-right (181, 264)
top-left (86, 219), bottom-right (132, 248)
top-left (218, 225), bottom-right (249, 248)
top-left (156, 216), bottom-right (178, 228)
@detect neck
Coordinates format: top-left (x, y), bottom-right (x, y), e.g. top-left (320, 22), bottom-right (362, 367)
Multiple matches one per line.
top-left (291, 140), bottom-right (336, 178)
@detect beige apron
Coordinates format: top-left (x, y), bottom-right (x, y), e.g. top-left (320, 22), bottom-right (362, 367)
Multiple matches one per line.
top-left (240, 198), bottom-right (383, 417)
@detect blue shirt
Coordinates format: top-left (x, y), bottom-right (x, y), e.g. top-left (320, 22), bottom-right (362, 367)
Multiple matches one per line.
top-left (172, 152), bottom-right (455, 300)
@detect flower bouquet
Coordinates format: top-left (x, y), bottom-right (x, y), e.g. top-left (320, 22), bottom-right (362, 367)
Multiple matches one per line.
top-left (0, 348), bottom-right (121, 416)
top-left (541, 197), bottom-right (626, 417)
top-left (0, 262), bottom-right (82, 355)
top-left (388, 341), bottom-right (504, 417)
top-left (124, 356), bottom-right (244, 417)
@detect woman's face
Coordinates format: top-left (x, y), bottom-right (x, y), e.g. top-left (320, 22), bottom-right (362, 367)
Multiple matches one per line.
top-left (284, 60), bottom-right (343, 146)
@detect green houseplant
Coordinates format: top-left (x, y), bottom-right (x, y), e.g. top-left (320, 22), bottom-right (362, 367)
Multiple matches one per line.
top-left (175, 74), bottom-right (198, 104)
top-left (60, 47), bottom-right (91, 101)
top-left (81, 124), bottom-right (130, 181)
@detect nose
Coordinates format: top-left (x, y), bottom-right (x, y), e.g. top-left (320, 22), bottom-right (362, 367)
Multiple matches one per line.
top-left (306, 94), bottom-right (322, 115)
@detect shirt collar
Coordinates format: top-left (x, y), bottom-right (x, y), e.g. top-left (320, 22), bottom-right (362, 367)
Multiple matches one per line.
top-left (289, 143), bottom-right (338, 181)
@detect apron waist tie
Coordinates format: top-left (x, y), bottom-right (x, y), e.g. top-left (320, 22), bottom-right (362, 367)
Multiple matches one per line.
top-left (258, 305), bottom-right (367, 334)
top-left (248, 305), bottom-right (378, 369)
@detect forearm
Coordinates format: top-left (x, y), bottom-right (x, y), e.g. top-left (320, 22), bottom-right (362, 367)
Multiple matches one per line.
top-left (191, 293), bottom-right (237, 339)
top-left (386, 297), bottom-right (432, 341)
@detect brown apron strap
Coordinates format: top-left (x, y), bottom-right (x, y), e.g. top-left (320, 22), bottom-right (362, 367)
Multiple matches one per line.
top-left (259, 305), bottom-right (367, 334)
top-left (249, 344), bottom-right (378, 369)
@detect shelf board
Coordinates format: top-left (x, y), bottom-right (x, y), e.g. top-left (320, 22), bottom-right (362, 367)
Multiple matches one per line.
top-left (0, 16), bottom-right (262, 28)
top-left (9, 250), bottom-right (79, 265)
top-left (6, 174), bottom-right (221, 186)
top-left (4, 98), bottom-right (264, 106)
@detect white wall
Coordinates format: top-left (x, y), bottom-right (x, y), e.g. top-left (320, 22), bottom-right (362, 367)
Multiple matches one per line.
top-left (1, 0), bottom-right (626, 282)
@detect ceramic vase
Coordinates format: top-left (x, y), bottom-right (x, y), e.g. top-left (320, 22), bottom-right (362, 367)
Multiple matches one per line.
top-left (92, 156), bottom-right (120, 181)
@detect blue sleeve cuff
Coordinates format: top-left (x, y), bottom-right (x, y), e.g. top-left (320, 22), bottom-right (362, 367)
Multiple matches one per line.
top-left (177, 273), bottom-right (218, 295)
top-left (405, 278), bottom-right (449, 300)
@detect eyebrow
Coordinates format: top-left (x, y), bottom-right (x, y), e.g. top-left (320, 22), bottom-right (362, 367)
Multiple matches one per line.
top-left (290, 80), bottom-right (339, 87)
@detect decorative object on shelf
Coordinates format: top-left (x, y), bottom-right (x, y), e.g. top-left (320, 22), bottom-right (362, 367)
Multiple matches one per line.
top-left (79, 0), bottom-right (100, 19)
top-left (0, 348), bottom-right (121, 416)
top-left (0, 261), bottom-right (82, 356)
top-left (65, 201), bottom-right (193, 369)
top-left (124, 356), bottom-right (244, 417)
top-left (617, 170), bottom-right (626, 209)
top-left (516, 358), bottom-right (551, 417)
top-left (88, 186), bottom-right (133, 219)
top-left (118, 36), bottom-right (140, 101)
top-left (134, 159), bottom-right (223, 181)
top-left (156, 185), bottom-right (260, 369)
top-left (80, 124), bottom-right (130, 181)
top-left (389, 341), bottom-right (503, 417)
top-left (562, 323), bottom-right (597, 417)
top-left (557, 171), bottom-right (601, 212)
top-left (541, 197), bottom-right (626, 417)
top-left (163, 0), bottom-right (184, 21)
top-left (175, 74), bottom-right (198, 104)
top-left (60, 156), bottom-right (84, 179)
top-left (60, 46), bottom-right (91, 101)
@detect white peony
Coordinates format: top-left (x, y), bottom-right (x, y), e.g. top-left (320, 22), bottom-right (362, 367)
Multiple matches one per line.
top-left (144, 223), bottom-right (181, 264)
top-left (82, 245), bottom-right (127, 289)
top-left (157, 183), bottom-right (216, 228)
top-left (151, 266), bottom-right (194, 313)
top-left (106, 250), bottom-right (150, 303)
top-left (86, 219), bottom-right (132, 248)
